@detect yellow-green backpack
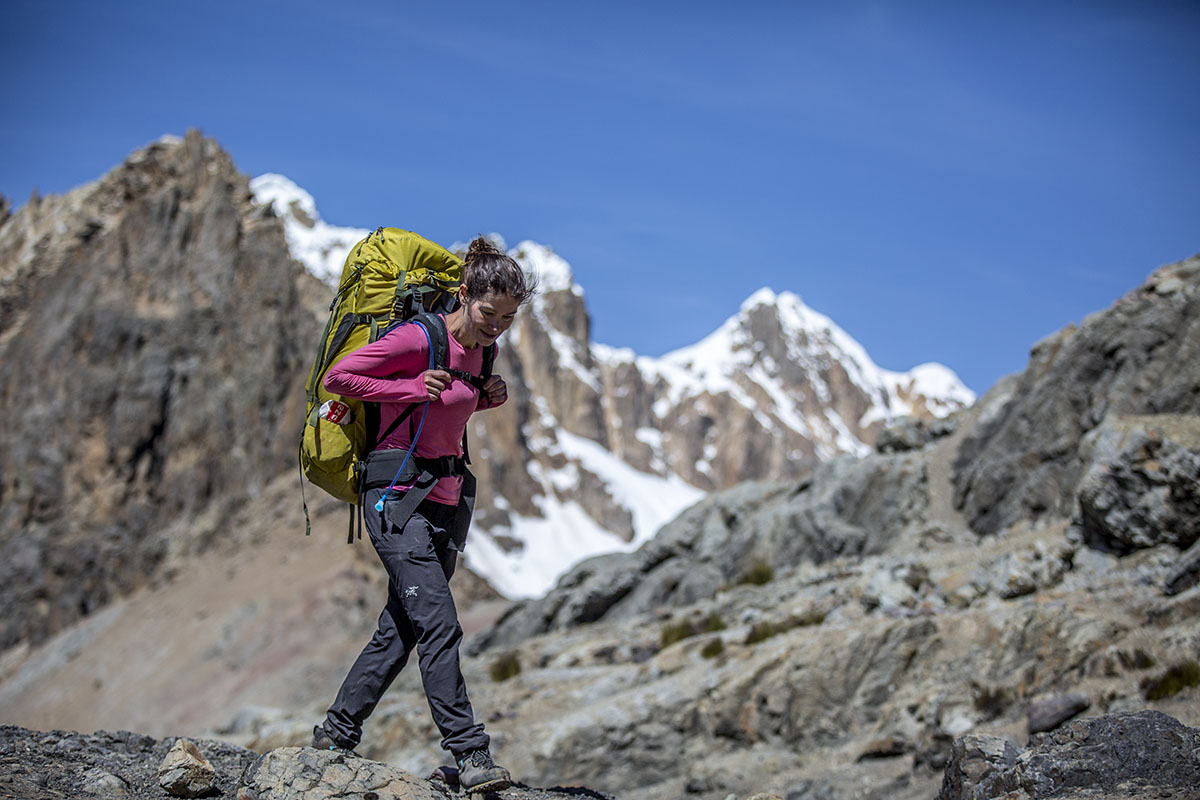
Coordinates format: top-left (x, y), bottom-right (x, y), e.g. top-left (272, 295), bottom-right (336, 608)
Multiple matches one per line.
top-left (299, 227), bottom-right (463, 534)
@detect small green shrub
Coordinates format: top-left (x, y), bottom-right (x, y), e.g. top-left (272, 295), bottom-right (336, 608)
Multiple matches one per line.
top-left (793, 608), bottom-right (828, 628)
top-left (700, 638), bottom-right (724, 659)
top-left (661, 619), bottom-right (696, 648)
top-left (1142, 660), bottom-right (1200, 701)
top-left (745, 621), bottom-right (777, 645)
top-left (489, 651), bottom-right (522, 682)
top-left (972, 683), bottom-right (1014, 719)
top-left (1124, 648), bottom-right (1157, 670)
top-left (740, 561), bottom-right (775, 586)
top-left (661, 613), bottom-right (727, 648)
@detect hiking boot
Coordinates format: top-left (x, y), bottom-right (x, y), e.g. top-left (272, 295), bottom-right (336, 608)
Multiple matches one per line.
top-left (310, 725), bottom-right (359, 757)
top-left (455, 747), bottom-right (511, 793)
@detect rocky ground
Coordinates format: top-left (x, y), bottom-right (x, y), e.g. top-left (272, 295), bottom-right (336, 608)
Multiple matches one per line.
top-left (4, 710), bottom-right (1199, 800)
top-left (0, 727), bottom-right (255, 800)
top-left (0, 726), bottom-right (617, 800)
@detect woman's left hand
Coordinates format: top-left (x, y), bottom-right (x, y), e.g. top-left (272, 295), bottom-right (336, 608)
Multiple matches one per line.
top-left (483, 375), bottom-right (508, 407)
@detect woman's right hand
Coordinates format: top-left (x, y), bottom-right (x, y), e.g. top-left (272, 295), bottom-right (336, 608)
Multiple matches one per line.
top-left (422, 369), bottom-right (452, 401)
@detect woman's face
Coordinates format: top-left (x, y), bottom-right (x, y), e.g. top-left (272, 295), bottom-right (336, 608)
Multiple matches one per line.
top-left (461, 290), bottom-right (521, 347)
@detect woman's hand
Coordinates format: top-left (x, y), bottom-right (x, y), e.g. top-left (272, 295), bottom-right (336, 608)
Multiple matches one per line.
top-left (482, 374), bottom-right (508, 407)
top-left (423, 370), bottom-right (452, 401)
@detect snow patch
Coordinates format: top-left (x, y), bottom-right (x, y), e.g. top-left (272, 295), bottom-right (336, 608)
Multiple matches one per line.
top-left (511, 240), bottom-right (580, 296)
top-left (249, 173), bottom-right (368, 285)
top-left (467, 430), bottom-right (703, 598)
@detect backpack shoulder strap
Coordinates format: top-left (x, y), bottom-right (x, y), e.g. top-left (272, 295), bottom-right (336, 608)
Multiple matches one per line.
top-left (413, 311), bottom-right (451, 372)
top-left (409, 311), bottom-right (494, 393)
top-left (371, 315), bottom-right (444, 449)
top-left (482, 343), bottom-right (496, 381)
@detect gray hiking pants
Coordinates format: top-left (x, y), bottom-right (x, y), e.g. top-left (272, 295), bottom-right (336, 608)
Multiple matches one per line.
top-left (321, 487), bottom-right (488, 755)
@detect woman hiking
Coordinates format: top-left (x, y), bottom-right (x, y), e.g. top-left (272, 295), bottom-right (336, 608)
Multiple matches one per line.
top-left (311, 236), bottom-right (535, 793)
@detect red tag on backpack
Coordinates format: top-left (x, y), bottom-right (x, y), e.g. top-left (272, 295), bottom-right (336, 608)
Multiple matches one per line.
top-left (319, 400), bottom-right (352, 425)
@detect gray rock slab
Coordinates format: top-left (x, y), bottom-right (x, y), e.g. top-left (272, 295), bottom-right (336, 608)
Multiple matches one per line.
top-left (1026, 691), bottom-right (1091, 734)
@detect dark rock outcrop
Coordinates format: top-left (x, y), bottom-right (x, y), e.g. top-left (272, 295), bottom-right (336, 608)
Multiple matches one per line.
top-left (953, 256), bottom-right (1200, 537)
top-left (938, 711), bottom-right (1200, 800)
top-left (876, 414), bottom-right (960, 454)
top-left (0, 132), bottom-right (321, 649)
top-left (1072, 416), bottom-right (1200, 553)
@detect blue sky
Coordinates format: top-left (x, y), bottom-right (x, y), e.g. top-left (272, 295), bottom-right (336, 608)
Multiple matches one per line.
top-left (3, 1), bottom-right (1197, 394)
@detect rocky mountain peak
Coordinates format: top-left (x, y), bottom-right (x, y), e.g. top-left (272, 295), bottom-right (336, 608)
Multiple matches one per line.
top-left (0, 131), bottom-right (322, 649)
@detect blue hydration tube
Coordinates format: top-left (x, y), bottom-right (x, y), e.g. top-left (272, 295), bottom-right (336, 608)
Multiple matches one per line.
top-left (374, 321), bottom-right (435, 513)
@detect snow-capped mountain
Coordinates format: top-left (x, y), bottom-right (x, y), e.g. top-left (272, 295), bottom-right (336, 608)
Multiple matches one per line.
top-left (249, 174), bottom-right (368, 284)
top-left (252, 177), bottom-right (975, 598)
top-left (631, 287), bottom-right (974, 464)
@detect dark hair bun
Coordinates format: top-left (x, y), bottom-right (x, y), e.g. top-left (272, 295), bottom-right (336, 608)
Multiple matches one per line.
top-left (460, 235), bottom-right (538, 306)
top-left (466, 236), bottom-right (505, 262)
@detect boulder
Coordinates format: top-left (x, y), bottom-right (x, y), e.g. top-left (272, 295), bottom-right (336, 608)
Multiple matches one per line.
top-left (236, 748), bottom-right (445, 800)
top-left (1164, 539), bottom-right (1200, 596)
top-left (938, 711), bottom-right (1200, 800)
top-left (937, 733), bottom-right (1023, 800)
top-left (158, 738), bottom-right (216, 798)
top-left (1026, 691), bottom-right (1090, 734)
top-left (1072, 419), bottom-right (1200, 554)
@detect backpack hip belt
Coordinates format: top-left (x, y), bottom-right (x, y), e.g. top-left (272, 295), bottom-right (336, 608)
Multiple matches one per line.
top-left (360, 450), bottom-right (466, 491)
top-left (358, 448), bottom-right (472, 547)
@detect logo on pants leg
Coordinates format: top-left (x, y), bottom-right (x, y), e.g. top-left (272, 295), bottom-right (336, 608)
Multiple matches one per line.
top-left (404, 586), bottom-right (418, 598)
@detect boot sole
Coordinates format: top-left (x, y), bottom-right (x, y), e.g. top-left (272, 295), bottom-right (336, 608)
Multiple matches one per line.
top-left (465, 775), bottom-right (512, 793)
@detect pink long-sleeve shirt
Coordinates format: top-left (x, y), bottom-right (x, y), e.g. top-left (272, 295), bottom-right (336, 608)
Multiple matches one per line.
top-left (323, 316), bottom-right (500, 506)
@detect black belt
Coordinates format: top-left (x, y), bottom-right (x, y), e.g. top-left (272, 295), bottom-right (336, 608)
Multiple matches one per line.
top-left (360, 450), bottom-right (465, 490)
top-left (355, 449), bottom-right (473, 549)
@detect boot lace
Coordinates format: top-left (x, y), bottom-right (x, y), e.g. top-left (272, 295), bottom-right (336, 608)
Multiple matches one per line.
top-left (465, 748), bottom-right (496, 769)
